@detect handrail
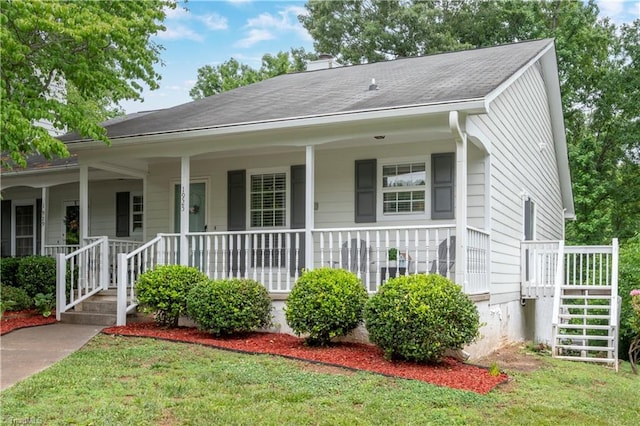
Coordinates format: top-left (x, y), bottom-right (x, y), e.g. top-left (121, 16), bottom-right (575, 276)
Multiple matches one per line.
top-left (116, 235), bottom-right (165, 325)
top-left (311, 224), bottom-right (456, 233)
top-left (56, 236), bottom-right (109, 320)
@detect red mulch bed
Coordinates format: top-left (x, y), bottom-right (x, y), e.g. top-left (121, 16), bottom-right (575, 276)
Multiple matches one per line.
top-left (1, 309), bottom-right (57, 335)
top-left (103, 322), bottom-right (509, 394)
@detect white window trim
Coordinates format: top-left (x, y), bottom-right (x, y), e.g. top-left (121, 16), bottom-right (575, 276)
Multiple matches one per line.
top-left (11, 199), bottom-right (37, 257)
top-left (130, 192), bottom-right (144, 235)
top-left (169, 178), bottom-right (209, 232)
top-left (246, 167), bottom-right (290, 229)
top-left (377, 157), bottom-right (429, 221)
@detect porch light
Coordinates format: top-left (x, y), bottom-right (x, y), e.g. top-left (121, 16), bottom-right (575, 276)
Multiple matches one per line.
top-left (189, 205), bottom-right (200, 214)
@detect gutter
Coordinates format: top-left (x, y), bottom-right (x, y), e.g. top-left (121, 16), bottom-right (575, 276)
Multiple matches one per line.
top-left (64, 98), bottom-right (488, 149)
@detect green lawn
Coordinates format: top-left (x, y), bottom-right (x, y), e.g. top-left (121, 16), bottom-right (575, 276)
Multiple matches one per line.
top-left (1, 335), bottom-right (638, 425)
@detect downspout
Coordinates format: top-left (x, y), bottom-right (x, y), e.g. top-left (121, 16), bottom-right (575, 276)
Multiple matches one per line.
top-left (449, 111), bottom-right (468, 291)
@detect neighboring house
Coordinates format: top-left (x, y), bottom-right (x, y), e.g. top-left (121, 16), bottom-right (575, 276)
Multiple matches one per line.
top-left (1, 111), bottom-right (157, 257)
top-left (1, 39), bottom-right (619, 363)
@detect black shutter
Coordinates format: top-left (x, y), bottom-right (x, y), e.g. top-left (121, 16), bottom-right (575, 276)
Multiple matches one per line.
top-left (431, 153), bottom-right (455, 219)
top-left (227, 170), bottom-right (246, 231)
top-left (116, 192), bottom-right (130, 237)
top-left (355, 159), bottom-right (376, 223)
top-left (1, 200), bottom-right (11, 257)
top-left (290, 165), bottom-right (305, 274)
top-left (227, 170), bottom-right (246, 274)
top-left (36, 198), bottom-right (42, 255)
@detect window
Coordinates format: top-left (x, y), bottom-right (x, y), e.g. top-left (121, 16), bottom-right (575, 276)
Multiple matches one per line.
top-left (250, 172), bottom-right (286, 228)
top-left (132, 194), bottom-right (143, 232)
top-left (381, 162), bottom-right (426, 215)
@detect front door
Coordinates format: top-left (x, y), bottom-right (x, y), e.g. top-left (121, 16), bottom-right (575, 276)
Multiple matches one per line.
top-left (63, 201), bottom-right (80, 245)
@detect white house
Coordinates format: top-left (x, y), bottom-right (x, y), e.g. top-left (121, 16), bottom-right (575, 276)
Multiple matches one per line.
top-left (1, 39), bottom-right (619, 363)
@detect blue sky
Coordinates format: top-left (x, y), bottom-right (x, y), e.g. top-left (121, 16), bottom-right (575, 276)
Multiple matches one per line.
top-left (119, 0), bottom-right (640, 114)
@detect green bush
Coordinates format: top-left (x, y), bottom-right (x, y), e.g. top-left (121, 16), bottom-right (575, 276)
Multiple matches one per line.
top-left (364, 274), bottom-right (480, 363)
top-left (0, 285), bottom-right (33, 311)
top-left (0, 257), bottom-right (21, 286)
top-left (619, 235), bottom-right (640, 359)
top-left (285, 268), bottom-right (368, 346)
top-left (186, 279), bottom-right (272, 336)
top-left (34, 293), bottom-right (55, 317)
top-left (16, 256), bottom-right (56, 298)
top-left (135, 265), bottom-right (209, 327)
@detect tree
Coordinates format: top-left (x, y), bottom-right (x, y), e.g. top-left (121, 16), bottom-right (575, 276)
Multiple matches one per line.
top-left (300, 0), bottom-right (640, 244)
top-left (189, 48), bottom-right (316, 100)
top-left (1, 0), bottom-right (171, 168)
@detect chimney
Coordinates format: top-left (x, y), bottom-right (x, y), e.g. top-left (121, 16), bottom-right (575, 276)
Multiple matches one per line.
top-left (306, 54), bottom-right (337, 71)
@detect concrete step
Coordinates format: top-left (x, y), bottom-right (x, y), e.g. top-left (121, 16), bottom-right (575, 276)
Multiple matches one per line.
top-left (60, 311), bottom-right (117, 326)
top-left (78, 299), bottom-right (117, 313)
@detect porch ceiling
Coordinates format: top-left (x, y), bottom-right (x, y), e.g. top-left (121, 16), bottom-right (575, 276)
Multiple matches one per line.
top-left (75, 113), bottom-right (453, 164)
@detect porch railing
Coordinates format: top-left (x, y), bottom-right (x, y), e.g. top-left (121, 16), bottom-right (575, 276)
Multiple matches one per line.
top-left (520, 240), bottom-right (562, 298)
top-left (45, 244), bottom-right (80, 256)
top-left (313, 225), bottom-right (456, 293)
top-left (116, 234), bottom-right (176, 325)
top-left (55, 236), bottom-right (109, 320)
top-left (114, 225), bottom-right (489, 324)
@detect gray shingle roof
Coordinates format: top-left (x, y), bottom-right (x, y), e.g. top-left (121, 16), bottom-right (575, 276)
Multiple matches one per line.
top-left (60, 39), bottom-right (552, 142)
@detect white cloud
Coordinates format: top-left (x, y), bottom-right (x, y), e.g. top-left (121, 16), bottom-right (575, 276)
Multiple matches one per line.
top-left (235, 29), bottom-right (275, 48)
top-left (597, 0), bottom-right (640, 24)
top-left (236, 5), bottom-right (311, 48)
top-left (157, 24), bottom-right (204, 42)
top-left (198, 13), bottom-right (228, 30)
top-left (227, 0), bottom-right (252, 5)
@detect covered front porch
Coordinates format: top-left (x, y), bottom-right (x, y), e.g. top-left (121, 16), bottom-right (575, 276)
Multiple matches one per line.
top-left (54, 223), bottom-right (489, 325)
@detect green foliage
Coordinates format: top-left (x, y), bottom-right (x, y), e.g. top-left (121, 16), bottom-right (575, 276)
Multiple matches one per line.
top-left (0, 285), bottom-right (33, 311)
top-left (186, 279), bottom-right (272, 336)
top-left (135, 265), bottom-right (208, 327)
top-left (619, 235), bottom-right (640, 358)
top-left (0, 0), bottom-right (171, 167)
top-left (16, 256), bottom-right (56, 298)
top-left (285, 268), bottom-right (368, 346)
top-left (189, 48), bottom-right (316, 99)
top-left (0, 257), bottom-right (20, 286)
top-left (33, 292), bottom-right (55, 317)
top-left (365, 274), bottom-right (480, 363)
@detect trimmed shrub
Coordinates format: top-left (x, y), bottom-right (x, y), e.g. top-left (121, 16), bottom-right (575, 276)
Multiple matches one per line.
top-left (186, 279), bottom-right (272, 336)
top-left (619, 234), bottom-right (640, 359)
top-left (364, 274), bottom-right (480, 364)
top-left (16, 256), bottom-right (56, 298)
top-left (0, 257), bottom-right (21, 286)
top-left (136, 265), bottom-right (209, 327)
top-left (0, 285), bottom-right (33, 311)
top-left (285, 268), bottom-right (368, 346)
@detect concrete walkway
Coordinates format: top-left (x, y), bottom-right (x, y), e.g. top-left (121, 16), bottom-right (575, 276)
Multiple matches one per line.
top-left (1, 323), bottom-right (103, 391)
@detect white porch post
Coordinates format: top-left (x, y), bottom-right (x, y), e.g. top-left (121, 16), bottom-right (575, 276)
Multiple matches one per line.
top-left (142, 175), bottom-right (148, 242)
top-left (40, 186), bottom-right (48, 255)
top-left (450, 112), bottom-right (468, 289)
top-left (305, 146), bottom-right (315, 270)
top-left (180, 156), bottom-right (190, 265)
top-left (79, 164), bottom-right (89, 245)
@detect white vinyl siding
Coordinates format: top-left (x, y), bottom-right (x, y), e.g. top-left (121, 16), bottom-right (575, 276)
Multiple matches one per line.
top-left (468, 63), bottom-right (563, 302)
